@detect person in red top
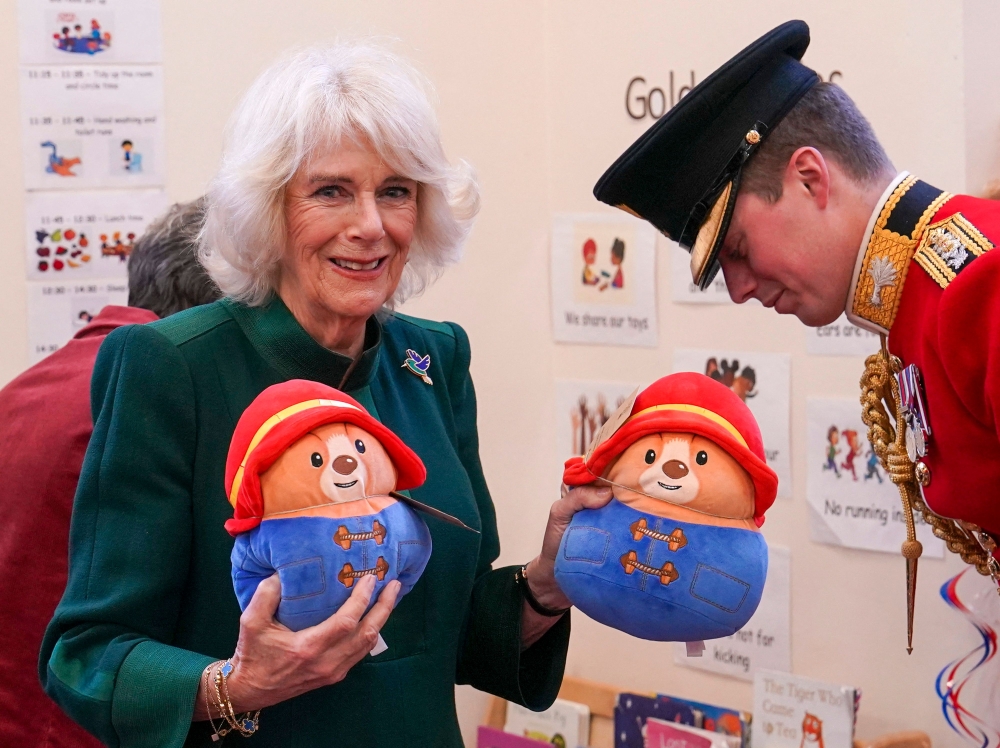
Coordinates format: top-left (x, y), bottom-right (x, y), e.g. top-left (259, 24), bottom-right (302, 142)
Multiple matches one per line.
top-left (0, 198), bottom-right (220, 746)
top-left (593, 21), bottom-right (1000, 640)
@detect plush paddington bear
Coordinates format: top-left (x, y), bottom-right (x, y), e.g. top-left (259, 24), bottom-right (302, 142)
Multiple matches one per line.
top-left (555, 372), bottom-right (778, 642)
top-left (225, 380), bottom-right (432, 631)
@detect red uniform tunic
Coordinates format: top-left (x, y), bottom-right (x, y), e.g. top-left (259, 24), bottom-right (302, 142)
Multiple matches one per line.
top-left (846, 174), bottom-right (1000, 538)
top-left (0, 305), bottom-right (156, 747)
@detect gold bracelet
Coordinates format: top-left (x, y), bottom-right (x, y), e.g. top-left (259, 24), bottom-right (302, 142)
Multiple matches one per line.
top-left (203, 662), bottom-right (230, 741)
top-left (216, 659), bottom-right (261, 737)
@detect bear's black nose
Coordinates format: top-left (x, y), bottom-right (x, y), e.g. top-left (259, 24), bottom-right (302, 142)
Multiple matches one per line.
top-left (662, 460), bottom-right (689, 479)
top-left (332, 455), bottom-right (358, 475)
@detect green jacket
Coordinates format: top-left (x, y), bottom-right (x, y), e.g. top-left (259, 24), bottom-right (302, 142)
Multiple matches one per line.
top-left (40, 298), bottom-right (569, 747)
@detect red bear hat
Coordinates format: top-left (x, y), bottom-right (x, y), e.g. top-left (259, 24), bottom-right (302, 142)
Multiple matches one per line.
top-left (563, 372), bottom-right (778, 526)
top-left (224, 380), bottom-right (426, 536)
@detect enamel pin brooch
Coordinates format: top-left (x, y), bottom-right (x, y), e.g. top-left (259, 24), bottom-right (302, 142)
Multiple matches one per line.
top-left (402, 349), bottom-right (433, 385)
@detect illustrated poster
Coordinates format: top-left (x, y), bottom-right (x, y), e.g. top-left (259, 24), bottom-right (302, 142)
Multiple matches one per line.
top-left (672, 349), bottom-right (792, 497)
top-left (806, 398), bottom-right (944, 557)
top-left (550, 214), bottom-right (657, 347)
top-left (27, 278), bottom-right (128, 363)
top-left (18, 0), bottom-right (163, 65)
top-left (674, 545), bottom-right (791, 682)
top-left (806, 313), bottom-right (881, 356)
top-left (20, 65), bottom-right (165, 190)
top-left (554, 379), bottom-right (640, 462)
top-left (24, 189), bottom-right (167, 279)
top-left (670, 239), bottom-right (733, 304)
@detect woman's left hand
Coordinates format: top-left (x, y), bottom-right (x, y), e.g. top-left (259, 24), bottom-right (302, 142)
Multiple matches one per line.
top-left (525, 484), bottom-right (613, 612)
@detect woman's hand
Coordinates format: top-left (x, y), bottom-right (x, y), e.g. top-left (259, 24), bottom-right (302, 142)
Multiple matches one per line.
top-left (520, 484), bottom-right (613, 646)
top-left (195, 573), bottom-right (399, 717)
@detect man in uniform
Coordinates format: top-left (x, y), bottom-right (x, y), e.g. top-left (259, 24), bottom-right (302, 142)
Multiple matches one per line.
top-left (592, 21), bottom-right (1000, 641)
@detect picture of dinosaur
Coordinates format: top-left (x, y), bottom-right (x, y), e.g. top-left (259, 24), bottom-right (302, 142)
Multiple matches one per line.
top-left (41, 141), bottom-right (81, 177)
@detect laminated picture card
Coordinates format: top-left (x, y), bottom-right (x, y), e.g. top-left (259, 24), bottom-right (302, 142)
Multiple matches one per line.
top-left (752, 669), bottom-right (857, 748)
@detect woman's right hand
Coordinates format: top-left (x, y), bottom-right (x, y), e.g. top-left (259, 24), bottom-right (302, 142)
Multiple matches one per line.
top-left (196, 573), bottom-right (399, 716)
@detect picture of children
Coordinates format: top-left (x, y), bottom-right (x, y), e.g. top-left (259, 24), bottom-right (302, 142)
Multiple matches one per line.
top-left (864, 448), bottom-right (884, 483)
top-left (581, 238), bottom-right (599, 286)
top-left (705, 358), bottom-right (757, 401)
top-left (609, 237), bottom-right (625, 289)
top-left (121, 140), bottom-right (143, 172)
top-left (823, 426), bottom-right (841, 477)
top-left (52, 16), bottom-right (111, 55)
top-left (840, 429), bottom-right (860, 481)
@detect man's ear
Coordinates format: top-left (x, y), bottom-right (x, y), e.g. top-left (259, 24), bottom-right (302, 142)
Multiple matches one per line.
top-left (783, 146), bottom-right (830, 210)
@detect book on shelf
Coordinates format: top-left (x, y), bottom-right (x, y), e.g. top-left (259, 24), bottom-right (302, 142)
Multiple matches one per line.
top-left (478, 725), bottom-right (552, 748)
top-left (656, 694), bottom-right (750, 746)
top-left (645, 719), bottom-right (742, 748)
top-left (615, 692), bottom-right (699, 748)
top-left (504, 697), bottom-right (590, 748)
top-left (752, 669), bottom-right (859, 748)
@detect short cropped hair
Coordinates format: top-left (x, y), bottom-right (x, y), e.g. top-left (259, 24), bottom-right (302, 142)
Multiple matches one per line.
top-left (128, 198), bottom-right (222, 317)
top-left (740, 82), bottom-right (895, 203)
top-left (200, 42), bottom-right (480, 307)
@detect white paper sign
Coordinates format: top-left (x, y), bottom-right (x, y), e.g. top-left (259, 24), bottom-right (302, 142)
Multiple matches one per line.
top-left (550, 214), bottom-right (657, 347)
top-left (20, 65), bottom-right (165, 190)
top-left (806, 314), bottom-right (882, 356)
top-left (674, 545), bottom-right (791, 681)
top-left (554, 379), bottom-right (641, 461)
top-left (673, 349), bottom-right (792, 498)
top-left (670, 239), bottom-right (733, 304)
top-left (752, 669), bottom-right (856, 748)
top-left (27, 278), bottom-right (128, 363)
top-left (806, 398), bottom-right (944, 557)
top-left (24, 188), bottom-right (167, 280)
top-left (18, 0), bottom-right (163, 65)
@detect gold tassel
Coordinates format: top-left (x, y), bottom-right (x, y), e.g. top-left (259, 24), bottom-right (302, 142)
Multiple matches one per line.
top-left (860, 336), bottom-right (1000, 653)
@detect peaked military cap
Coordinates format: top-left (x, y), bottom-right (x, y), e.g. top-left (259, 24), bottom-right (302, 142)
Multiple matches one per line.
top-left (593, 20), bottom-right (820, 289)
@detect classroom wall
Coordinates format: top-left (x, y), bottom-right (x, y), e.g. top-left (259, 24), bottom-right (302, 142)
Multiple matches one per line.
top-left (1, 3), bottom-right (993, 746)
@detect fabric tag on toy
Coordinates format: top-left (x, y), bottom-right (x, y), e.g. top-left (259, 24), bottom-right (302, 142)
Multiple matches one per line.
top-left (585, 386), bottom-right (640, 461)
top-left (370, 634), bottom-right (388, 657)
top-left (685, 640), bottom-right (706, 657)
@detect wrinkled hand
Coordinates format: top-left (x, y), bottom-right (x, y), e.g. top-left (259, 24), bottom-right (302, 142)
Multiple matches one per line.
top-left (205, 574), bottom-right (399, 714)
top-left (526, 484), bottom-right (613, 611)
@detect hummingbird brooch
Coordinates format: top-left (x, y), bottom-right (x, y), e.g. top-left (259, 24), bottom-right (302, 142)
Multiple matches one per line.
top-left (402, 349), bottom-right (433, 385)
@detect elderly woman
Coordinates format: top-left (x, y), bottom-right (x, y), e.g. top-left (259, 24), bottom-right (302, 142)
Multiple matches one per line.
top-left (40, 43), bottom-right (609, 747)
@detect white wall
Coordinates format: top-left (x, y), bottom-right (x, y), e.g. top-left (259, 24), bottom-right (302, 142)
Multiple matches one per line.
top-left (1, 3), bottom-right (993, 747)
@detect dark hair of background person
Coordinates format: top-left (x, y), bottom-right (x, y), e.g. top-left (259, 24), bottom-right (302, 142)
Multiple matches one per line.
top-left (127, 197), bottom-right (223, 317)
top-left (740, 82), bottom-right (896, 203)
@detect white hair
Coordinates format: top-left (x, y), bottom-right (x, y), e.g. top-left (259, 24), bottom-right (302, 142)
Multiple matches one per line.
top-left (199, 41), bottom-right (480, 307)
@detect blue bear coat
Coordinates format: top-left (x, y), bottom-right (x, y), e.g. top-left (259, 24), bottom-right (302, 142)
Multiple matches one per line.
top-left (232, 501), bottom-right (432, 631)
top-left (554, 498), bottom-right (767, 641)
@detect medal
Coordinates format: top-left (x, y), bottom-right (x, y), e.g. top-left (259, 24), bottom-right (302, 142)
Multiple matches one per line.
top-left (402, 349), bottom-right (433, 385)
top-left (897, 365), bottom-right (930, 459)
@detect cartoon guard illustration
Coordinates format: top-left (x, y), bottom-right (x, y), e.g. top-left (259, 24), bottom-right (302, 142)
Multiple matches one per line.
top-left (225, 380), bottom-right (432, 631)
top-left (555, 372), bottom-right (778, 641)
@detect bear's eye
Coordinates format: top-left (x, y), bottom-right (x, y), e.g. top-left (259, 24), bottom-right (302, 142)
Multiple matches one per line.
top-left (644, 449), bottom-right (656, 464)
top-left (310, 452), bottom-right (324, 468)
top-left (354, 439), bottom-right (366, 454)
top-left (696, 450), bottom-right (708, 465)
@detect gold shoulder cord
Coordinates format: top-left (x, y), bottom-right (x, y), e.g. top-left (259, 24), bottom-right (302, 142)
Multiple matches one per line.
top-left (860, 337), bottom-right (1000, 653)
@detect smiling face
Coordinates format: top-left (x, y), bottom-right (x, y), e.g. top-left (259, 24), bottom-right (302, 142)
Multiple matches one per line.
top-left (605, 432), bottom-right (755, 526)
top-left (279, 137), bottom-right (418, 348)
top-left (260, 422), bottom-right (398, 517)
